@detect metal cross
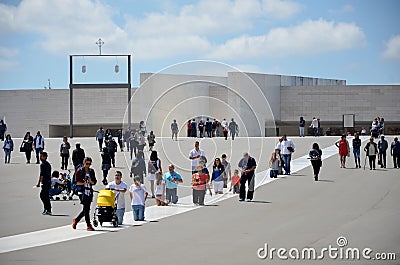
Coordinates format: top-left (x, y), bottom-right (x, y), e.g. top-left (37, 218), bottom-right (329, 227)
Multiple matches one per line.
top-left (96, 38), bottom-right (104, 55)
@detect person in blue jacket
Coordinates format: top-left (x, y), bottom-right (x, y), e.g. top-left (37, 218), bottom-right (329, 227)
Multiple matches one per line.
top-left (3, 134), bottom-right (14, 164)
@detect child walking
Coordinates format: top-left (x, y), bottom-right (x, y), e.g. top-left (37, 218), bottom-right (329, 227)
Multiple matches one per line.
top-left (129, 176), bottom-right (148, 221)
top-left (229, 169), bottom-right (241, 194)
top-left (155, 172), bottom-right (168, 206)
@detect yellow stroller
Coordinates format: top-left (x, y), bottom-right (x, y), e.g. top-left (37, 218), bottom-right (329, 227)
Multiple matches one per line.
top-left (93, 190), bottom-right (119, 227)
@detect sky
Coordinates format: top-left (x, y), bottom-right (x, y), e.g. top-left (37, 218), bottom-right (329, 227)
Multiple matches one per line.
top-left (0, 0), bottom-right (399, 89)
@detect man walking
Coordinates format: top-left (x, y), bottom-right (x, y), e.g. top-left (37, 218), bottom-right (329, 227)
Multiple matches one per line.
top-left (72, 142), bottom-right (85, 169)
top-left (163, 164), bottom-right (183, 204)
top-left (171, 119), bottom-right (179, 141)
top-left (36, 151), bottom-right (52, 215)
top-left (281, 135), bottom-right (295, 175)
top-left (391, 137), bottom-right (400, 168)
top-left (229, 118), bottom-right (238, 140)
top-left (130, 151), bottom-right (146, 183)
top-left (189, 141), bottom-right (205, 174)
top-left (95, 127), bottom-right (105, 152)
top-left (106, 137), bottom-right (118, 167)
top-left (33, 131), bottom-right (45, 164)
top-left (106, 171), bottom-right (127, 225)
top-left (238, 153), bottom-right (257, 202)
top-left (205, 118), bottom-right (212, 138)
top-left (378, 135), bottom-right (388, 168)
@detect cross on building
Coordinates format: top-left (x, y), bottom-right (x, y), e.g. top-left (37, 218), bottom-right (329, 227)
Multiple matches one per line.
top-left (96, 38), bottom-right (104, 55)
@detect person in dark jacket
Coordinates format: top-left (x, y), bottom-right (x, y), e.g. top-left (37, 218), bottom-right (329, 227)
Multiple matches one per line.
top-left (130, 151), bottom-right (146, 183)
top-left (101, 147), bottom-right (112, 185)
top-left (309, 143), bottom-right (322, 181)
top-left (377, 135), bottom-right (388, 168)
top-left (36, 152), bottom-right (52, 215)
top-left (72, 142), bottom-right (85, 169)
top-left (72, 157), bottom-right (97, 231)
top-left (0, 120), bottom-right (7, 141)
top-left (390, 137), bottom-right (400, 169)
top-left (60, 136), bottom-right (71, 170)
top-left (22, 132), bottom-right (34, 164)
top-left (3, 134), bottom-right (14, 164)
top-left (205, 118), bottom-right (212, 138)
top-left (106, 137), bottom-right (118, 168)
top-left (352, 133), bottom-right (362, 168)
top-left (299, 117), bottom-right (305, 137)
top-left (190, 119), bottom-right (197, 138)
top-left (117, 130), bottom-right (124, 152)
top-left (364, 138), bottom-right (378, 170)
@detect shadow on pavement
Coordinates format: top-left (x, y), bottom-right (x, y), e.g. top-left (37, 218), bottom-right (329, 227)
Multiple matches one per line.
top-left (249, 200), bottom-right (272, 204)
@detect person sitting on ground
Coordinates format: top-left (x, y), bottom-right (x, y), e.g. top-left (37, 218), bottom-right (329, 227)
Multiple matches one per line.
top-left (49, 170), bottom-right (66, 199)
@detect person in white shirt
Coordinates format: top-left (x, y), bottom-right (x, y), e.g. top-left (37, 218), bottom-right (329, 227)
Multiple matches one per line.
top-left (129, 176), bottom-right (148, 221)
top-left (281, 135), bottom-right (295, 175)
top-left (310, 117), bottom-right (319, 137)
top-left (34, 131), bottom-right (45, 164)
top-left (189, 141), bottom-right (205, 174)
top-left (106, 171), bottom-right (127, 225)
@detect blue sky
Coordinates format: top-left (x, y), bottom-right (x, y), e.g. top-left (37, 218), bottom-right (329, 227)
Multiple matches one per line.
top-left (0, 0), bottom-right (399, 89)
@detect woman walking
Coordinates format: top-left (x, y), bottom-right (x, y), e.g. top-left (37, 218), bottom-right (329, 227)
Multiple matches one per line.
top-left (364, 137), bottom-right (378, 170)
top-left (60, 136), bottom-right (71, 170)
top-left (211, 158), bottom-right (225, 195)
top-left (148, 151), bottom-right (162, 198)
top-left (22, 132), bottom-right (34, 163)
top-left (269, 148), bottom-right (283, 178)
top-left (3, 134), bottom-right (14, 163)
top-left (335, 135), bottom-right (350, 168)
top-left (309, 143), bottom-right (322, 181)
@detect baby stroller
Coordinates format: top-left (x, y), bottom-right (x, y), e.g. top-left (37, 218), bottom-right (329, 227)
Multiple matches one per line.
top-left (92, 190), bottom-right (119, 227)
top-left (49, 171), bottom-right (73, 200)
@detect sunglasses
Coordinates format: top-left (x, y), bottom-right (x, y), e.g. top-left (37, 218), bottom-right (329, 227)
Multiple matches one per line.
top-left (85, 163), bottom-right (92, 166)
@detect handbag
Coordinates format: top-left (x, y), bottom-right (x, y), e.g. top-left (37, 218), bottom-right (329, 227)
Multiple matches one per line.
top-left (19, 142), bottom-right (25, 152)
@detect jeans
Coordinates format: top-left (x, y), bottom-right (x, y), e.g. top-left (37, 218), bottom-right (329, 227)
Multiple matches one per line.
top-left (35, 148), bottom-right (43, 163)
top-left (166, 188), bottom-right (178, 204)
top-left (239, 173), bottom-right (255, 200)
top-left (230, 131), bottom-right (235, 140)
top-left (299, 127), bottom-right (305, 137)
top-left (76, 194), bottom-right (93, 226)
top-left (353, 149), bottom-right (361, 167)
top-left (98, 138), bottom-right (103, 150)
top-left (283, 154), bottom-right (292, 174)
top-left (4, 149), bottom-right (11, 163)
top-left (313, 127), bottom-right (318, 137)
top-left (115, 208), bottom-right (125, 225)
top-left (378, 150), bottom-right (386, 167)
top-left (132, 205), bottom-right (145, 221)
top-left (393, 154), bottom-right (400, 168)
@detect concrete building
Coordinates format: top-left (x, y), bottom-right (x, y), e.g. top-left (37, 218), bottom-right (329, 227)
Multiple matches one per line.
top-left (0, 72), bottom-right (399, 138)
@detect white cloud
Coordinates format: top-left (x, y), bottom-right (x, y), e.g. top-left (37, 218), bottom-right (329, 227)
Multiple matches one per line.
top-left (0, 46), bottom-right (19, 58)
top-left (382, 35), bottom-right (400, 60)
top-left (262, 0), bottom-right (302, 19)
top-left (207, 19), bottom-right (366, 59)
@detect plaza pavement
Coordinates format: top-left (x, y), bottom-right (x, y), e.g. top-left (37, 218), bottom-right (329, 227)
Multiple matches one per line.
top-left (0, 136), bottom-right (399, 264)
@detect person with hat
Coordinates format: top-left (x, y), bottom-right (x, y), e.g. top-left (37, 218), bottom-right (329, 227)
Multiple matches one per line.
top-left (377, 135), bottom-right (388, 168)
top-left (72, 142), bottom-right (85, 170)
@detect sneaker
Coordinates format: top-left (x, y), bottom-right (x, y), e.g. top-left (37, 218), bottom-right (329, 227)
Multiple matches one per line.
top-left (87, 226), bottom-right (95, 231)
top-left (239, 198), bottom-right (245, 202)
top-left (45, 211), bottom-right (52, 215)
top-left (42, 210), bottom-right (46, 215)
top-left (246, 199), bottom-right (252, 202)
top-left (72, 218), bottom-right (78, 229)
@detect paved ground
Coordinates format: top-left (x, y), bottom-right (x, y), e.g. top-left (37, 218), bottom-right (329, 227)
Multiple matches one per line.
top-left (0, 136), bottom-right (399, 264)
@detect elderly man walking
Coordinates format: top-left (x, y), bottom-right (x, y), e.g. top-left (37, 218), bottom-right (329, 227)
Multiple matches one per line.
top-left (238, 153), bottom-right (257, 202)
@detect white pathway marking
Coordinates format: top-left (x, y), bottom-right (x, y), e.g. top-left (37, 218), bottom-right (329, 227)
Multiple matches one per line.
top-left (0, 138), bottom-right (368, 254)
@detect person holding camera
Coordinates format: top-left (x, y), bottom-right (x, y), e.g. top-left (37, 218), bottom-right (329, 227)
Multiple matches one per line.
top-left (72, 157), bottom-right (97, 231)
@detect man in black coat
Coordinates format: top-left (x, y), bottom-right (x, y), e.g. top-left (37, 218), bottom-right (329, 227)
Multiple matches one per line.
top-left (72, 142), bottom-right (86, 169)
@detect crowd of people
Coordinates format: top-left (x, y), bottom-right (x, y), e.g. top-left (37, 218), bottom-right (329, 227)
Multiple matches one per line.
top-left (185, 118), bottom-right (239, 140)
top-left (2, 117), bottom-right (399, 232)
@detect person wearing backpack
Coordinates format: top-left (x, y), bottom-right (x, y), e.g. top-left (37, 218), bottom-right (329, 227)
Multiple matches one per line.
top-left (130, 151), bottom-right (146, 183)
top-left (309, 143), bottom-right (322, 181)
top-left (72, 157), bottom-right (97, 231)
top-left (60, 136), bottom-right (71, 170)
